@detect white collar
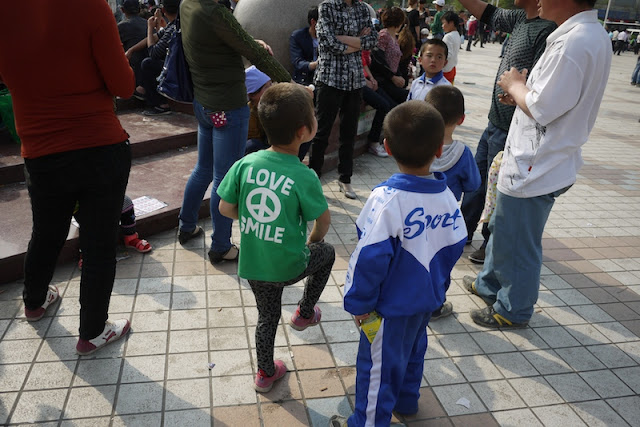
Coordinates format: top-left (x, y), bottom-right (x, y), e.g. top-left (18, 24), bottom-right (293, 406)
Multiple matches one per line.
top-left (546, 10), bottom-right (598, 45)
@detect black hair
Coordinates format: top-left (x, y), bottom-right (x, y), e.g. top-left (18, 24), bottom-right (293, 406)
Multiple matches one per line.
top-left (419, 38), bottom-right (448, 59)
top-left (308, 6), bottom-right (319, 25)
top-left (383, 101), bottom-right (444, 168)
top-left (441, 11), bottom-right (460, 27)
top-left (161, 0), bottom-right (181, 15)
top-left (425, 86), bottom-right (465, 126)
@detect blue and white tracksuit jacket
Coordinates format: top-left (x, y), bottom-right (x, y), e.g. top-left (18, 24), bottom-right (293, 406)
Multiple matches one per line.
top-left (344, 173), bottom-right (466, 427)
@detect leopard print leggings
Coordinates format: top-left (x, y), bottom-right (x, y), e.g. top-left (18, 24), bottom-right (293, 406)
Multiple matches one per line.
top-left (249, 242), bottom-right (335, 376)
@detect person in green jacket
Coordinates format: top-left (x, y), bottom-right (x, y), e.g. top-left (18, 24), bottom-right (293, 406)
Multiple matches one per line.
top-left (431, 0), bottom-right (446, 39)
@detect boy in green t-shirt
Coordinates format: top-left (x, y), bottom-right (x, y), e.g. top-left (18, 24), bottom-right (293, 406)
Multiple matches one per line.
top-left (217, 83), bottom-right (335, 393)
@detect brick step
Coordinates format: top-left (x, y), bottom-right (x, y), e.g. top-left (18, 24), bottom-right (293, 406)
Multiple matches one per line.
top-left (0, 135), bottom-right (371, 285)
top-left (0, 110), bottom-right (197, 185)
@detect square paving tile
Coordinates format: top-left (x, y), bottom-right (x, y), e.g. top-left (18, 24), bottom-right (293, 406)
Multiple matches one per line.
top-left (470, 331), bottom-right (517, 354)
top-left (168, 329), bottom-right (209, 353)
top-left (321, 320), bottom-right (359, 343)
top-left (531, 404), bottom-right (587, 427)
top-left (65, 385), bottom-right (116, 419)
top-left (508, 377), bottom-right (563, 407)
top-left (115, 382), bottom-right (164, 414)
top-left (432, 383), bottom-right (486, 416)
top-left (471, 380), bottom-right (526, 411)
top-left (166, 352), bottom-right (211, 380)
top-left (438, 333), bottom-right (483, 357)
top-left (261, 400), bottom-right (309, 426)
top-left (258, 371), bottom-right (303, 403)
top-left (580, 370), bottom-right (635, 398)
top-left (165, 377), bottom-right (211, 410)
top-left (570, 400), bottom-right (630, 427)
top-left (452, 355), bottom-right (503, 382)
top-left (555, 346), bottom-right (606, 371)
top-left (424, 358), bottom-right (467, 386)
top-left (492, 408), bottom-right (542, 427)
top-left (130, 310), bottom-right (169, 332)
top-left (11, 389), bottom-right (66, 423)
top-left (612, 366), bottom-right (640, 394)
top-left (306, 396), bottom-right (353, 427)
top-left (0, 363), bottom-right (31, 392)
top-left (125, 331), bottom-right (167, 356)
top-left (298, 368), bottom-right (346, 398)
top-left (606, 396), bottom-right (640, 427)
top-left (328, 342), bottom-right (358, 367)
top-left (163, 408), bottom-right (211, 426)
top-left (523, 349), bottom-right (573, 375)
top-left (488, 352), bottom-right (539, 379)
top-left (533, 326), bottom-right (581, 348)
top-left (545, 373), bottom-right (600, 402)
top-left (209, 349), bottom-right (253, 377)
top-left (213, 405), bottom-right (260, 427)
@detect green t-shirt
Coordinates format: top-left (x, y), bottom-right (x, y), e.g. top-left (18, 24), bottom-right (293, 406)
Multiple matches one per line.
top-left (217, 150), bottom-right (328, 282)
top-left (431, 10), bottom-right (444, 35)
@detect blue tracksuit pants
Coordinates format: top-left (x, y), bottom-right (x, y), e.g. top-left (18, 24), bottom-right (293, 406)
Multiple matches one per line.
top-left (348, 312), bottom-right (431, 427)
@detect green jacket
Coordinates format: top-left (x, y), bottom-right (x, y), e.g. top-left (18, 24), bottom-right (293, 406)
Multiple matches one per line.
top-left (180, 0), bottom-right (291, 112)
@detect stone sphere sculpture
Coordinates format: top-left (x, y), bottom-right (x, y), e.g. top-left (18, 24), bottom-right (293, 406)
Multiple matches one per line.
top-left (234, 0), bottom-right (323, 74)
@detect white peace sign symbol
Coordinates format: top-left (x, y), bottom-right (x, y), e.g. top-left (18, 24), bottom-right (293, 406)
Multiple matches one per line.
top-left (246, 188), bottom-right (281, 223)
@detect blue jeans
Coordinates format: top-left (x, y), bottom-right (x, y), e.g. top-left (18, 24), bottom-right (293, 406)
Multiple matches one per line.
top-left (460, 122), bottom-right (508, 242)
top-left (475, 187), bottom-right (570, 323)
top-left (179, 100), bottom-right (249, 253)
top-left (631, 60), bottom-right (640, 84)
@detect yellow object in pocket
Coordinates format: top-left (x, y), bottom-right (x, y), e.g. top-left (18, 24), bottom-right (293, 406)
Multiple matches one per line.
top-left (360, 312), bottom-right (382, 344)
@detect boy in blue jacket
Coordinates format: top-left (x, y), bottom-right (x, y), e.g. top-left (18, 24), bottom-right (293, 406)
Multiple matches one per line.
top-left (331, 101), bottom-right (467, 427)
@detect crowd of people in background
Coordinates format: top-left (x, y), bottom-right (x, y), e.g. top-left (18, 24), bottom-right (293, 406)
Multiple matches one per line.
top-left (0, 0), bottom-right (616, 425)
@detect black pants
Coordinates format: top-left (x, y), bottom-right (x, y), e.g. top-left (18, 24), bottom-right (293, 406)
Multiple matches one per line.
top-left (249, 242), bottom-right (335, 376)
top-left (23, 141), bottom-right (131, 340)
top-left (362, 86), bottom-right (396, 144)
top-left (309, 83), bottom-right (361, 183)
top-left (141, 57), bottom-right (166, 108)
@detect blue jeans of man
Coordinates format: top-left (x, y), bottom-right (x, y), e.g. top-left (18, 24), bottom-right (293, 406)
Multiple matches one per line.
top-left (24, 141), bottom-right (131, 340)
top-left (179, 99), bottom-right (249, 253)
top-left (475, 187), bottom-right (570, 323)
top-left (460, 122), bottom-right (508, 242)
top-left (631, 59), bottom-right (640, 84)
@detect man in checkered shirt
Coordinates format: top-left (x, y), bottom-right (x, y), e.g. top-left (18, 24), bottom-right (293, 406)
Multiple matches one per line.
top-left (308, 0), bottom-right (378, 200)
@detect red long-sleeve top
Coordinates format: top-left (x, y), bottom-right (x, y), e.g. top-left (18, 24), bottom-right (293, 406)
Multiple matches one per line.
top-left (0, 0), bottom-right (135, 159)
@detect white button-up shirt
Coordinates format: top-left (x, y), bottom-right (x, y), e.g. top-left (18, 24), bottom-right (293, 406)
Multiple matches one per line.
top-left (498, 10), bottom-right (612, 198)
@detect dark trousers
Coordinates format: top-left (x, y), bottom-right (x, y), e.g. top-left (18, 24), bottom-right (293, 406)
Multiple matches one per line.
top-left (466, 35), bottom-right (474, 51)
top-left (24, 141), bottom-right (131, 340)
top-left (249, 242), bottom-right (335, 376)
top-left (141, 57), bottom-right (166, 107)
top-left (362, 86), bottom-right (396, 144)
top-left (309, 83), bottom-right (362, 183)
top-left (378, 80), bottom-right (409, 106)
top-left (460, 122), bottom-right (508, 244)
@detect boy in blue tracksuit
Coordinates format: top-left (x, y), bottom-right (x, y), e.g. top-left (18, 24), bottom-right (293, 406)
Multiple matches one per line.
top-left (330, 101), bottom-right (467, 427)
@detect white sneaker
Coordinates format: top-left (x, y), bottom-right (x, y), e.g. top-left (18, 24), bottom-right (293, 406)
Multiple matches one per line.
top-left (368, 143), bottom-right (388, 158)
top-left (76, 319), bottom-right (131, 355)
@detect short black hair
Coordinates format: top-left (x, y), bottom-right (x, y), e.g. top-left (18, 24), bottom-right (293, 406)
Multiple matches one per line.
top-left (308, 6), bottom-right (319, 25)
top-left (441, 11), bottom-right (460, 27)
top-left (383, 101), bottom-right (444, 168)
top-left (161, 0), bottom-right (180, 14)
top-left (258, 83), bottom-right (315, 147)
top-left (419, 38), bottom-right (448, 59)
top-left (425, 86), bottom-right (465, 126)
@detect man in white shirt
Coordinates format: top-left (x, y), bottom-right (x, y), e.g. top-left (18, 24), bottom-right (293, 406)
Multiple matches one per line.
top-left (464, 0), bottom-right (612, 329)
top-left (615, 29), bottom-right (628, 55)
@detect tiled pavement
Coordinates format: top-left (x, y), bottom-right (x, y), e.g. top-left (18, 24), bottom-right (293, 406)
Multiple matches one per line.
top-left (2, 44), bottom-right (640, 427)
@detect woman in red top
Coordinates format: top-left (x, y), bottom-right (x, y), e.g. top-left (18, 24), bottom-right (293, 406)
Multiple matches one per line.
top-left (0, 0), bottom-right (135, 355)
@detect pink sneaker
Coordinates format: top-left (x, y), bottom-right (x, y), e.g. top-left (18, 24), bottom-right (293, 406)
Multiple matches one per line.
top-left (289, 305), bottom-right (322, 331)
top-left (25, 285), bottom-right (60, 322)
top-left (76, 319), bottom-right (131, 356)
top-left (254, 359), bottom-right (287, 393)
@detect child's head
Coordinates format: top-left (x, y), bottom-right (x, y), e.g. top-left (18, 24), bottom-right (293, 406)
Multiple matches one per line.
top-left (258, 83), bottom-right (317, 147)
top-left (424, 85), bottom-right (465, 127)
top-left (419, 39), bottom-right (448, 77)
top-left (245, 66), bottom-right (272, 103)
top-left (383, 100), bottom-right (444, 169)
top-left (441, 11), bottom-right (460, 33)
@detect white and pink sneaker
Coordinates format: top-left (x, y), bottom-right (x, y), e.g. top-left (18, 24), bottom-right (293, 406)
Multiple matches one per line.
top-left (25, 285), bottom-right (60, 322)
top-left (76, 319), bottom-right (131, 356)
